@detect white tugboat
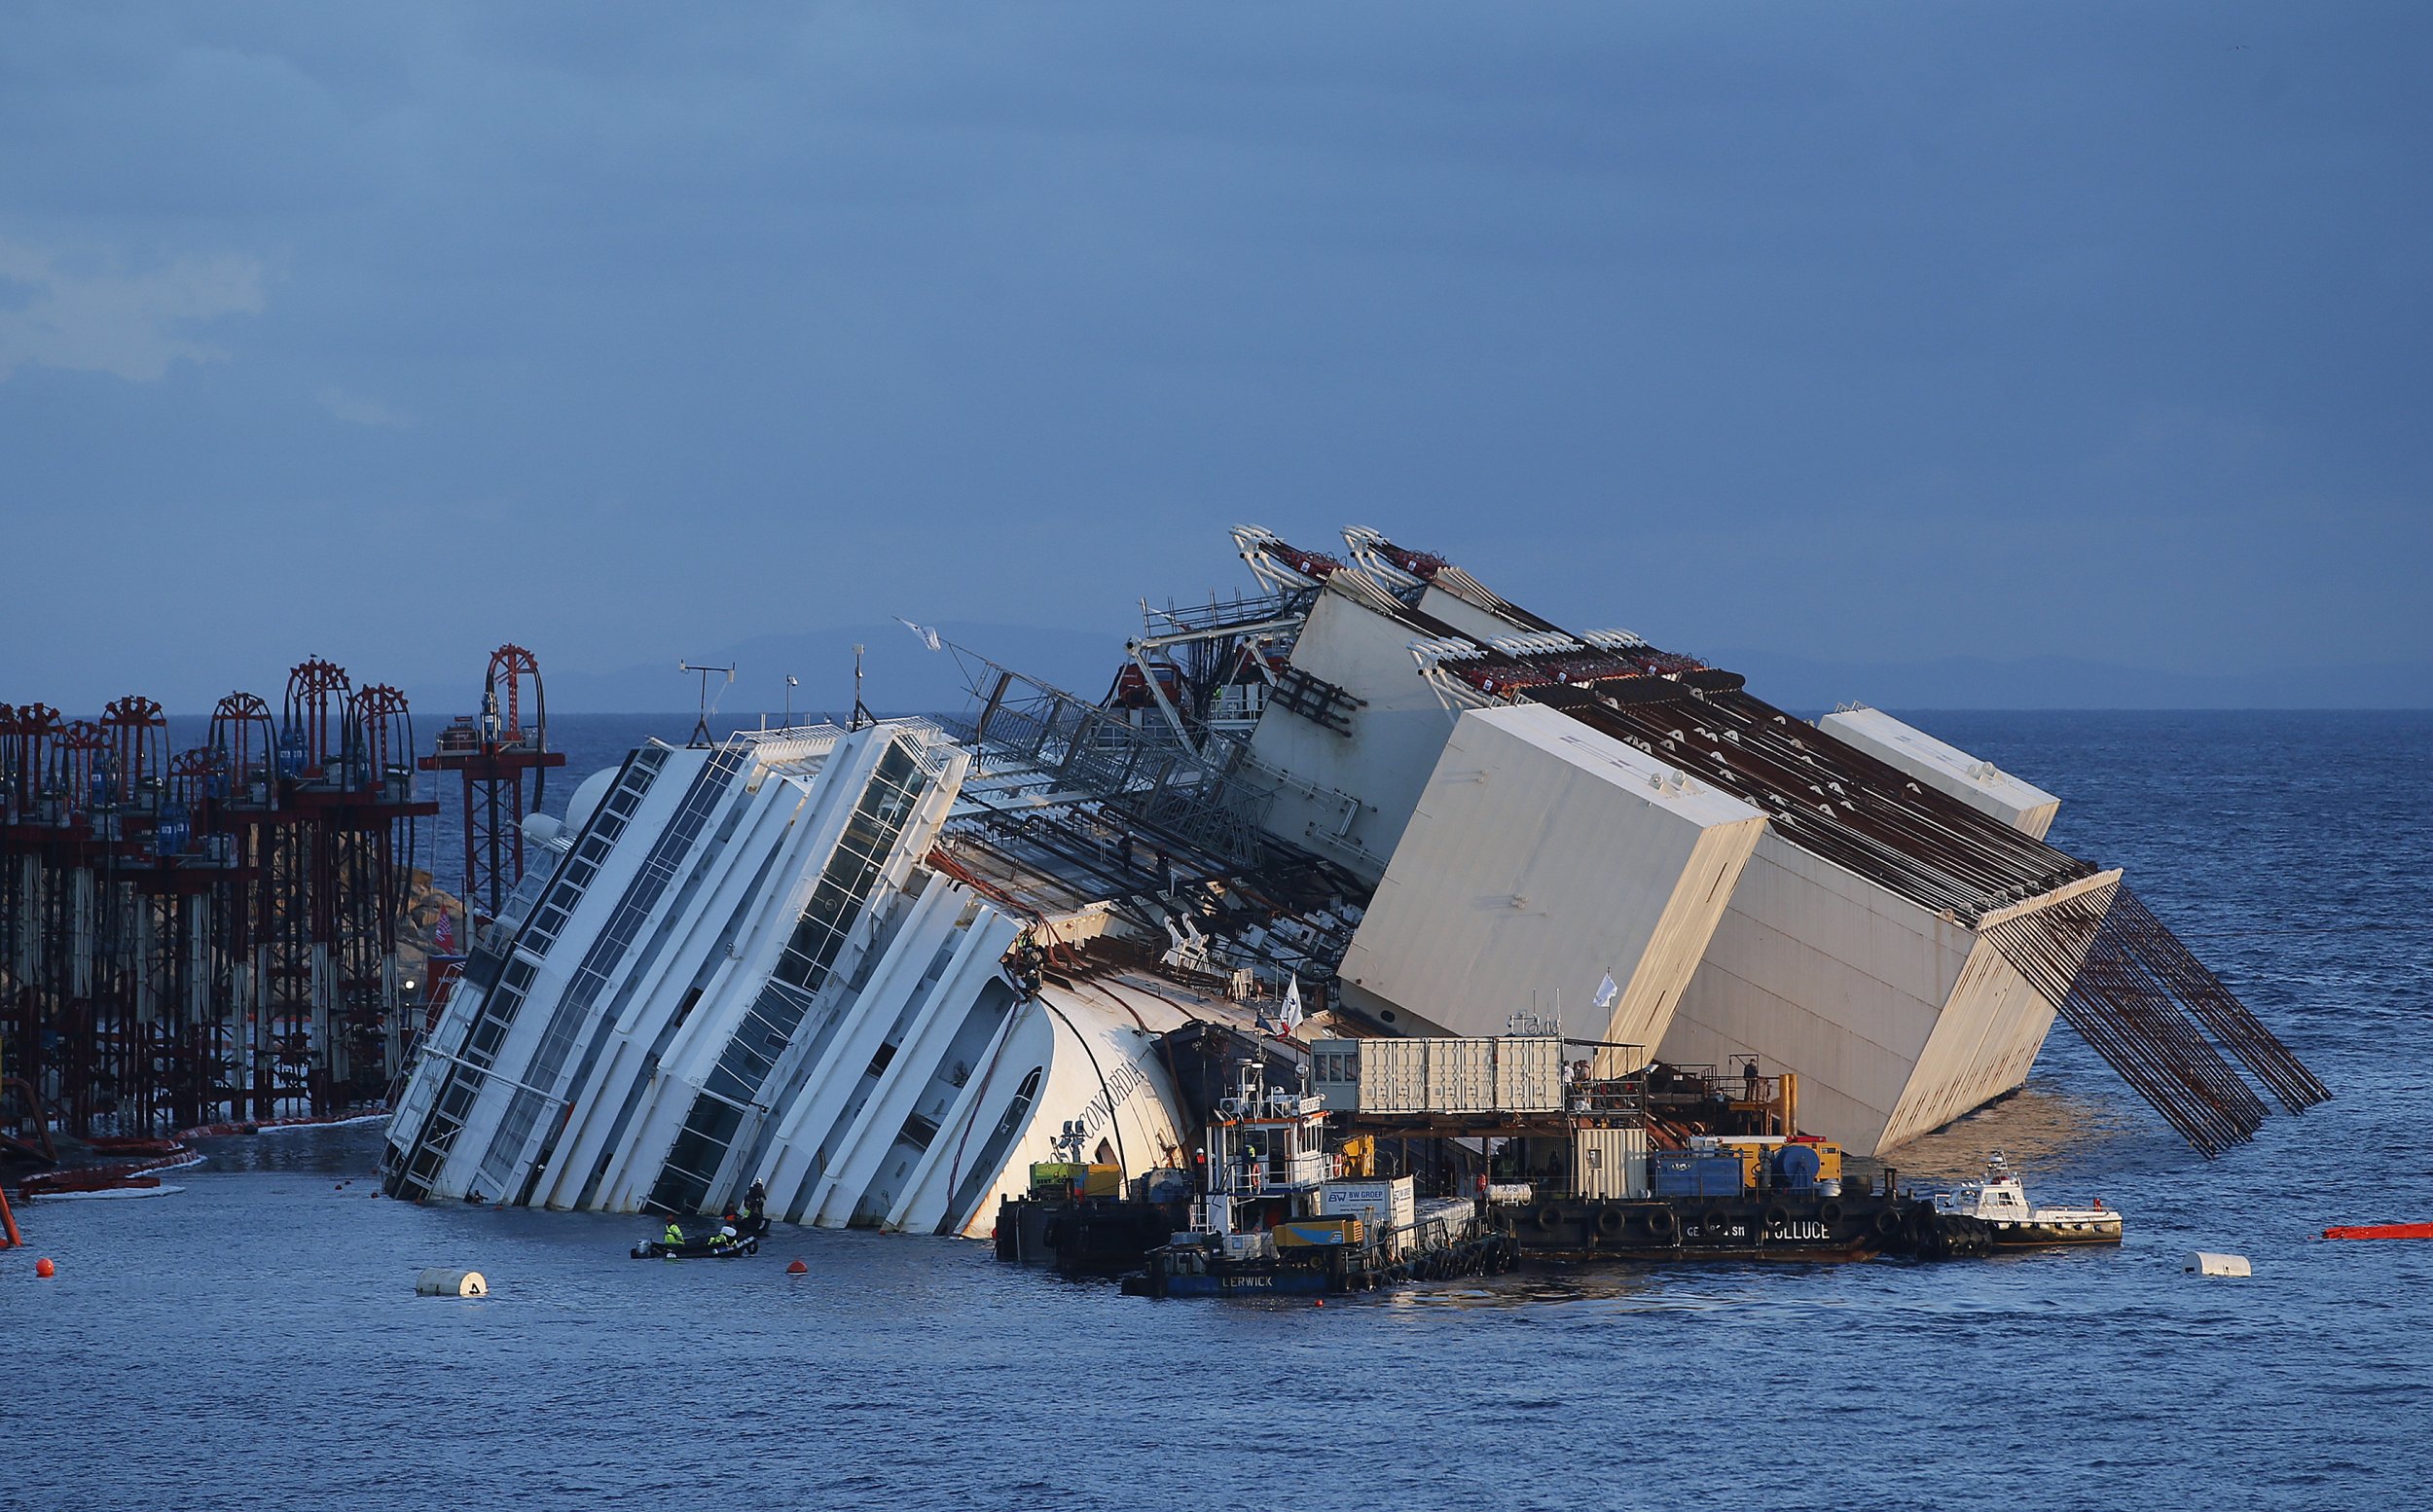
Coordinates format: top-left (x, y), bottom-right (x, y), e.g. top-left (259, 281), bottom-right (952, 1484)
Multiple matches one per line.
top-left (1934, 1152), bottom-right (2123, 1247)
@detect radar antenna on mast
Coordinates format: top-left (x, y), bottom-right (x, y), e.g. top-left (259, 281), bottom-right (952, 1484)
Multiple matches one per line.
top-left (848, 644), bottom-right (875, 731)
top-left (678, 661), bottom-right (736, 748)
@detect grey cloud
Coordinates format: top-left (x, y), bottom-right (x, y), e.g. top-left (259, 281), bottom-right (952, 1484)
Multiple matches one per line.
top-left (0, 238), bottom-right (265, 381)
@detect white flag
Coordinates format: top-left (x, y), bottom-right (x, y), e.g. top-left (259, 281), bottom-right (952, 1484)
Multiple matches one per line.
top-left (1279, 975), bottom-right (1305, 1033)
top-left (1591, 972), bottom-right (1618, 1010)
top-left (894, 616), bottom-right (944, 652)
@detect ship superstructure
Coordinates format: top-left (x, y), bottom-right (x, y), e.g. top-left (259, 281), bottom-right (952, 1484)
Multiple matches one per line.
top-left (1214, 526), bottom-right (2323, 1156)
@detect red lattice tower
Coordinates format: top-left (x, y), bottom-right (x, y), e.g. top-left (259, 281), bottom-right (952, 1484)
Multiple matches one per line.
top-left (418, 644), bottom-right (564, 923)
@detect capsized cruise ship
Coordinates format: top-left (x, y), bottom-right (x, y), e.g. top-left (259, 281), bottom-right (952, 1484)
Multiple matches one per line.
top-left (381, 527), bottom-right (2326, 1231)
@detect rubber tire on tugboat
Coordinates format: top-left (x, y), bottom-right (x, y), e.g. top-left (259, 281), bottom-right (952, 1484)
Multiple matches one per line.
top-left (1596, 1206), bottom-right (1626, 1238)
top-left (1535, 1204), bottom-right (1565, 1231)
top-left (1818, 1200), bottom-right (1844, 1227)
top-left (1762, 1204), bottom-right (1789, 1231)
top-left (1700, 1208), bottom-right (1728, 1238)
top-left (1874, 1207), bottom-right (1901, 1237)
top-left (1644, 1206), bottom-right (1677, 1237)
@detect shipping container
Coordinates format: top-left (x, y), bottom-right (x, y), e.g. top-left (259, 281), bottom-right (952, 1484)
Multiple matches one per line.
top-left (1651, 1151), bottom-right (1745, 1198)
top-left (1427, 1037), bottom-right (1496, 1110)
top-left (1274, 1217), bottom-right (1364, 1248)
top-left (1573, 1125), bottom-right (1651, 1199)
top-left (1493, 1036), bottom-right (1565, 1112)
top-left (1029, 1162), bottom-right (1124, 1197)
top-left (1315, 1175), bottom-right (1416, 1234)
top-left (1362, 1039), bottom-right (1431, 1112)
top-left (1319, 1035), bottom-right (1567, 1115)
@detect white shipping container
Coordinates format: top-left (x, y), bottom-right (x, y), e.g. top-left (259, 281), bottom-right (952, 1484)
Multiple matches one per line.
top-left (1349, 1035), bottom-right (1566, 1114)
top-left (1574, 1125), bottom-right (1650, 1200)
top-left (1316, 1175), bottom-right (1416, 1234)
top-left (1360, 1039), bottom-right (1432, 1112)
top-left (1427, 1038), bottom-right (1496, 1112)
top-left (1492, 1036), bottom-right (1564, 1112)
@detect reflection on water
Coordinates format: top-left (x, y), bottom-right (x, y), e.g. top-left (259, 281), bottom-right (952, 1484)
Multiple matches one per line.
top-left (1878, 1073), bottom-right (2147, 1188)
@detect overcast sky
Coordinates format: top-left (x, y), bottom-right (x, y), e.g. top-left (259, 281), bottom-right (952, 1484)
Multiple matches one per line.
top-left (3, 3), bottom-right (2426, 712)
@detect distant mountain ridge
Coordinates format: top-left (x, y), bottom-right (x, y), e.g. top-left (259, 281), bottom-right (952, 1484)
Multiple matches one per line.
top-left (514, 621), bottom-right (1127, 717)
top-left (1704, 649), bottom-right (2433, 711)
top-left (399, 624), bottom-right (2433, 718)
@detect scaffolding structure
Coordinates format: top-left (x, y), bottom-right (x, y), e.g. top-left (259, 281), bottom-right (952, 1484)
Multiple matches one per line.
top-left (418, 644), bottom-right (563, 924)
top-left (0, 660), bottom-right (435, 1142)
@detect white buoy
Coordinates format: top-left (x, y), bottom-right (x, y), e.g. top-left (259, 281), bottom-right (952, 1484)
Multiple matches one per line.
top-left (2184, 1250), bottom-right (2251, 1278)
top-left (416, 1268), bottom-right (489, 1297)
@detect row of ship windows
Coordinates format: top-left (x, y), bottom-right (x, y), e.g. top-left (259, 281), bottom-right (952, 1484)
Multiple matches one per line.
top-left (645, 741), bottom-right (929, 1214)
top-left (397, 744), bottom-right (681, 1190)
top-left (519, 745), bottom-right (671, 954)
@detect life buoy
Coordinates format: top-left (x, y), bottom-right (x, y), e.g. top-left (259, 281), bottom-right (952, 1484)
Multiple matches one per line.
top-left (1595, 1206), bottom-right (1626, 1238)
top-left (1818, 1200), bottom-right (1844, 1227)
top-left (1534, 1204), bottom-right (1565, 1232)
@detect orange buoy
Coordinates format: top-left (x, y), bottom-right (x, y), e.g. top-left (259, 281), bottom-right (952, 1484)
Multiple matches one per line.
top-left (2324, 1222), bottom-right (2433, 1241)
top-left (786, 1258), bottom-right (808, 1275)
top-left (35, 1257), bottom-right (55, 1278)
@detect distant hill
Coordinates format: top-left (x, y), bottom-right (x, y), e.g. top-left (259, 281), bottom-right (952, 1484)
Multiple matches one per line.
top-left (1706, 649), bottom-right (2433, 711)
top-left (415, 627), bottom-right (2433, 721)
top-left (524, 621), bottom-right (1129, 716)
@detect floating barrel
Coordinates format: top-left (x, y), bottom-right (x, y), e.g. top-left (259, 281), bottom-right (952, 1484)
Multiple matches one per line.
top-left (2184, 1251), bottom-right (2250, 1278)
top-left (416, 1268), bottom-right (488, 1297)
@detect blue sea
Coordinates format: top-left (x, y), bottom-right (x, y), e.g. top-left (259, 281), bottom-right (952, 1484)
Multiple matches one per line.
top-left (4, 710), bottom-right (2428, 1511)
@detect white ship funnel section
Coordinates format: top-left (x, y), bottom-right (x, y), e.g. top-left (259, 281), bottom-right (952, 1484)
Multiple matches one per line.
top-left (1337, 704), bottom-right (1766, 1067)
top-left (1661, 858), bottom-right (2122, 1153)
top-left (1244, 572), bottom-right (1474, 880)
top-left (1816, 706), bottom-right (2060, 839)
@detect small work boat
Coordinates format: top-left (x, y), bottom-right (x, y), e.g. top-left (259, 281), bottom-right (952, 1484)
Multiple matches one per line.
top-left (631, 1231), bottom-right (761, 1260)
top-left (1934, 1152), bottom-right (2121, 1247)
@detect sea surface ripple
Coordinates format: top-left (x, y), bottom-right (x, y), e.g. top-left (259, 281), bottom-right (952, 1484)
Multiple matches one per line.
top-left (4, 710), bottom-right (2427, 1511)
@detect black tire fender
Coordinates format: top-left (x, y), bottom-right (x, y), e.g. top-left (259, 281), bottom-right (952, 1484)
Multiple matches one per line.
top-left (1595, 1206), bottom-right (1626, 1238)
top-left (1762, 1204), bottom-right (1790, 1231)
top-left (1819, 1200), bottom-right (1844, 1227)
top-left (1874, 1207), bottom-right (1901, 1237)
top-left (1534, 1204), bottom-right (1565, 1232)
top-left (1644, 1206), bottom-right (1678, 1237)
